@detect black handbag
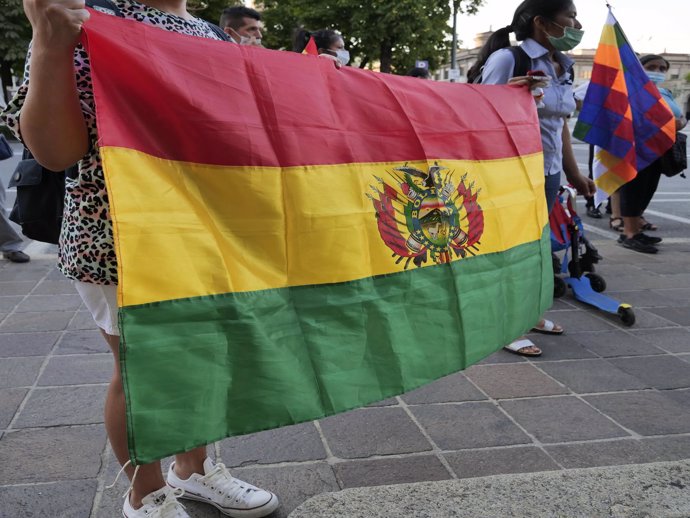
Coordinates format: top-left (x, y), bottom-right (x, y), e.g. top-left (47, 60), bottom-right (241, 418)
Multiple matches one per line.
top-left (659, 132), bottom-right (687, 177)
top-left (8, 149), bottom-right (74, 244)
top-left (0, 135), bottom-right (12, 161)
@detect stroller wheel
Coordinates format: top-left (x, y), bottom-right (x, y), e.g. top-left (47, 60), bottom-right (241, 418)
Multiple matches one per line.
top-left (618, 306), bottom-right (636, 327)
top-left (554, 276), bottom-right (567, 298)
top-left (586, 273), bottom-right (606, 293)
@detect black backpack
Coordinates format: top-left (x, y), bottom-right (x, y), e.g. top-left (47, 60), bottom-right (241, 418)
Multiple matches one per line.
top-left (9, 0), bottom-right (229, 244)
top-left (475, 46), bottom-right (574, 84)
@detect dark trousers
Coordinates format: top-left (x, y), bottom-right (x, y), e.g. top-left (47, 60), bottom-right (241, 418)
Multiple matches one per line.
top-left (619, 164), bottom-right (662, 217)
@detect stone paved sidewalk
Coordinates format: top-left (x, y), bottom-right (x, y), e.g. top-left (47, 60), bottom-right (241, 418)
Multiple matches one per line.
top-left (1, 238), bottom-right (689, 518)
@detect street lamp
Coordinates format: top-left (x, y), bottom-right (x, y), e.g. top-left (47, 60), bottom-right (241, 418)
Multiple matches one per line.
top-left (450, 0), bottom-right (459, 82)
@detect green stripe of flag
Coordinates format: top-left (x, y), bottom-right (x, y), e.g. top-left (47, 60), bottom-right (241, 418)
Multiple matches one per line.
top-left (120, 229), bottom-right (552, 463)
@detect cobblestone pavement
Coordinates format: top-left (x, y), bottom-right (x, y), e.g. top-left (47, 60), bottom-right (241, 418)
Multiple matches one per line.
top-left (1, 238), bottom-right (689, 518)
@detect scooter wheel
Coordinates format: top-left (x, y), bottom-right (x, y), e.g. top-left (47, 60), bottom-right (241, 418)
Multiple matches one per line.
top-left (554, 276), bottom-right (567, 298)
top-left (586, 273), bottom-right (606, 293)
top-left (618, 306), bottom-right (636, 327)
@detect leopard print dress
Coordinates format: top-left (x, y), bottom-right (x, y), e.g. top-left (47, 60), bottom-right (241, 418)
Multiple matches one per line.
top-left (1, 0), bottom-right (223, 285)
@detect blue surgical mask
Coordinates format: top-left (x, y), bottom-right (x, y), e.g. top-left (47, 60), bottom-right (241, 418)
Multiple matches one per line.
top-left (546, 22), bottom-right (584, 52)
top-left (646, 71), bottom-right (666, 84)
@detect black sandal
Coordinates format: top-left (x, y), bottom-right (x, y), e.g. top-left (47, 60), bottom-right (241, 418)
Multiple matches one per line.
top-left (609, 217), bottom-right (623, 232)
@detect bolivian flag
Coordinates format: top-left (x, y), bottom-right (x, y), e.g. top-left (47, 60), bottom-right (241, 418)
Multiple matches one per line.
top-left (83, 11), bottom-right (552, 464)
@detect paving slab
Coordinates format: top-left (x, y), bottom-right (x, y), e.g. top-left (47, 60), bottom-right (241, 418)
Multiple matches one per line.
top-left (401, 372), bottom-right (486, 404)
top-left (0, 479), bottom-right (98, 518)
top-left (542, 309), bottom-right (618, 333)
top-left (289, 460), bottom-right (690, 518)
top-left (0, 311), bottom-right (74, 333)
top-left (14, 294), bottom-right (83, 313)
top-left (66, 310), bottom-right (97, 331)
top-left (55, 329), bottom-right (109, 354)
top-left (584, 391), bottom-right (690, 436)
top-left (642, 436), bottom-right (690, 462)
top-left (605, 290), bottom-right (684, 308)
top-left (499, 396), bottom-right (629, 443)
top-left (0, 296), bottom-right (23, 312)
top-left (334, 455), bottom-right (451, 488)
top-left (464, 363), bottom-right (569, 399)
top-left (608, 356), bottom-right (690, 390)
top-left (537, 359), bottom-right (651, 393)
top-left (13, 385), bottom-right (107, 428)
top-left (0, 388), bottom-right (27, 429)
top-left (664, 388), bottom-right (690, 408)
top-left (0, 331), bottom-right (59, 357)
top-left (0, 425), bottom-right (106, 484)
top-left (218, 422), bottom-right (327, 467)
top-left (31, 279), bottom-right (76, 295)
top-left (410, 402), bottom-right (530, 450)
top-left (544, 439), bottom-right (660, 468)
top-left (571, 330), bottom-right (667, 357)
top-left (0, 281), bottom-right (38, 296)
top-left (646, 307), bottom-right (690, 326)
top-left (525, 333), bottom-right (598, 361)
top-left (443, 445), bottom-right (559, 478)
top-left (319, 407), bottom-right (431, 459)
top-left (0, 356), bottom-right (44, 388)
top-left (475, 349), bottom-right (527, 364)
top-left (607, 308), bottom-right (680, 330)
top-left (37, 354), bottom-right (112, 386)
top-left (632, 327), bottom-right (690, 353)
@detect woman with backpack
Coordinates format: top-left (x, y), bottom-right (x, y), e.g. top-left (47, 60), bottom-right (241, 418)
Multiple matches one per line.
top-left (467, 0), bottom-right (595, 356)
top-left (0, 0), bottom-right (280, 517)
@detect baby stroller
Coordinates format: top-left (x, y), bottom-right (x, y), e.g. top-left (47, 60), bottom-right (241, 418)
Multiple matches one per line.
top-left (550, 187), bottom-right (635, 326)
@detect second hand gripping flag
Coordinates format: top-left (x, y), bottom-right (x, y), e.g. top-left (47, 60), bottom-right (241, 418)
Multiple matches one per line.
top-left (82, 11), bottom-right (552, 464)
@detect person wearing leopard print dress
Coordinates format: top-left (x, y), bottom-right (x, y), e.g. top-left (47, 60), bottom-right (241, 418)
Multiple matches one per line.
top-left (1, 0), bottom-right (280, 516)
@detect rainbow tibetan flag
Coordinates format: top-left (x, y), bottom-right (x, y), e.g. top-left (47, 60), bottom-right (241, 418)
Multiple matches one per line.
top-left (574, 9), bottom-right (675, 206)
top-left (82, 10), bottom-right (552, 464)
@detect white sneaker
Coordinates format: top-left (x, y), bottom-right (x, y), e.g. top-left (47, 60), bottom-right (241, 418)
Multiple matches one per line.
top-left (167, 458), bottom-right (279, 518)
top-left (122, 486), bottom-right (190, 518)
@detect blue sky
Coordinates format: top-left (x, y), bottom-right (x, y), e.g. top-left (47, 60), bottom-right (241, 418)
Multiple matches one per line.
top-left (457, 0), bottom-right (688, 54)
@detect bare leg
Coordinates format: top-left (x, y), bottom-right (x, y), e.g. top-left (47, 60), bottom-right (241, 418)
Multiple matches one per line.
top-left (102, 330), bottom-right (210, 496)
top-left (622, 216), bottom-right (642, 239)
top-left (102, 330), bottom-right (167, 508)
top-left (610, 192), bottom-right (621, 219)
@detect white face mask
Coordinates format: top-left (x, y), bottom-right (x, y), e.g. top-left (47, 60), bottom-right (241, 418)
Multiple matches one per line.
top-left (335, 49), bottom-right (350, 66)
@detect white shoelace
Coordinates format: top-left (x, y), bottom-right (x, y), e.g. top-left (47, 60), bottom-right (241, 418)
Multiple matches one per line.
top-left (149, 487), bottom-right (187, 518)
top-left (200, 462), bottom-right (255, 504)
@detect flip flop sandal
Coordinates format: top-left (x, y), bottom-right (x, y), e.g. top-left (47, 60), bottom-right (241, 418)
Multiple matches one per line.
top-left (504, 338), bottom-right (542, 357)
top-left (609, 217), bottom-right (623, 232)
top-left (531, 319), bottom-right (564, 335)
top-left (640, 219), bottom-right (658, 231)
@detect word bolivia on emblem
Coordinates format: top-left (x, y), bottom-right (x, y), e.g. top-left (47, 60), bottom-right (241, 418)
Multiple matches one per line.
top-left (367, 163), bottom-right (484, 270)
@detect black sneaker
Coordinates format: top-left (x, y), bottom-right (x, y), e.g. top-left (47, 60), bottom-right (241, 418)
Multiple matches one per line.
top-left (637, 232), bottom-right (662, 245)
top-left (586, 206), bottom-right (603, 219)
top-left (620, 235), bottom-right (658, 254)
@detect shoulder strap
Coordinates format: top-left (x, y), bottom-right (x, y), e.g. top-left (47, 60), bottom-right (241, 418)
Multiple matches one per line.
top-left (85, 0), bottom-right (123, 17)
top-left (205, 22), bottom-right (231, 42)
top-left (508, 46), bottom-right (531, 78)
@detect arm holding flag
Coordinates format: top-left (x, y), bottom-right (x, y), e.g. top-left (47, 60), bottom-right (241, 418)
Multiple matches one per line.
top-left (18, 0), bottom-right (90, 171)
top-left (562, 120), bottom-right (595, 197)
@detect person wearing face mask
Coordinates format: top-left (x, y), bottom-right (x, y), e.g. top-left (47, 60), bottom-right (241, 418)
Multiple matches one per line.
top-left (616, 54), bottom-right (688, 253)
top-left (219, 5), bottom-right (263, 46)
top-left (293, 28), bottom-right (350, 67)
top-left (467, 0), bottom-right (595, 357)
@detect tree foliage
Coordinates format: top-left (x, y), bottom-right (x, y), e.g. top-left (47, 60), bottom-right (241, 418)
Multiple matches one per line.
top-left (0, 0), bottom-right (32, 103)
top-left (258, 0), bottom-right (484, 74)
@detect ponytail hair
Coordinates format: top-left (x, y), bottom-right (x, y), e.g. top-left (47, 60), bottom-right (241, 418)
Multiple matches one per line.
top-left (292, 27), bottom-right (342, 53)
top-left (466, 0), bottom-right (573, 83)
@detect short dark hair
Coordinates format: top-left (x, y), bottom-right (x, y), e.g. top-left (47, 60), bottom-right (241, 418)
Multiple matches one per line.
top-left (407, 67), bottom-right (431, 79)
top-left (640, 54), bottom-right (670, 69)
top-left (292, 28), bottom-right (342, 53)
top-left (219, 6), bottom-right (261, 31)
